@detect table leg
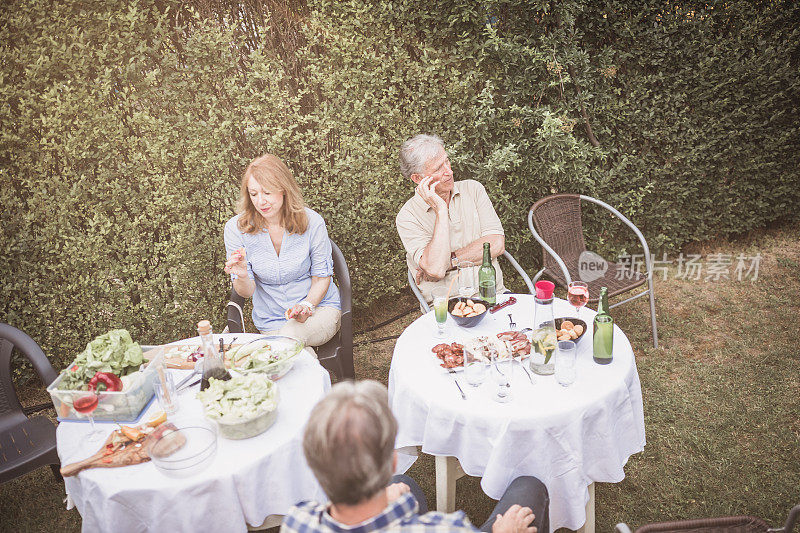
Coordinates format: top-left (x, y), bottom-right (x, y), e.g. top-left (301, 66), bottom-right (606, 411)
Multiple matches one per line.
top-left (435, 455), bottom-right (466, 513)
top-left (576, 482), bottom-right (595, 533)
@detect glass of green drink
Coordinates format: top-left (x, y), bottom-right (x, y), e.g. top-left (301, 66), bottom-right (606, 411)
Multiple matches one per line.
top-left (432, 287), bottom-right (449, 338)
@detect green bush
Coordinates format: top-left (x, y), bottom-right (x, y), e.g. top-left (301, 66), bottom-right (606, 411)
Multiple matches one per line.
top-left (1, 0), bottom-right (798, 370)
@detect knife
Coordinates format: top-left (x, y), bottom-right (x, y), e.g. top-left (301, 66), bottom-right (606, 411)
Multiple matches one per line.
top-left (177, 378), bottom-right (201, 393)
top-left (490, 296), bottom-right (517, 314)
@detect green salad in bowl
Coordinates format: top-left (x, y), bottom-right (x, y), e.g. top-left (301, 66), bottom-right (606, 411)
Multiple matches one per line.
top-left (196, 374), bottom-right (279, 439)
top-left (229, 335), bottom-right (304, 381)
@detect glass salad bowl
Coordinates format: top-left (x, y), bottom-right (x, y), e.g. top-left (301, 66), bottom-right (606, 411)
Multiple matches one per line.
top-left (228, 335), bottom-right (305, 381)
top-left (196, 374), bottom-right (280, 440)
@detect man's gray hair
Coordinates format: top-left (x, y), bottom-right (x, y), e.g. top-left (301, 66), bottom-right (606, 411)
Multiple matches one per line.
top-left (399, 134), bottom-right (445, 179)
top-left (302, 380), bottom-right (398, 505)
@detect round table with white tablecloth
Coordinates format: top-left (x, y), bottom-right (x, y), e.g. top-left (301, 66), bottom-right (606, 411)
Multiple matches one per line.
top-left (56, 333), bottom-right (329, 533)
top-left (388, 294), bottom-right (646, 532)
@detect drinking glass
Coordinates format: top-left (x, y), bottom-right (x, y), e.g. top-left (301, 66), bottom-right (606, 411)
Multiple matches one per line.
top-left (463, 346), bottom-right (487, 386)
top-left (155, 370), bottom-right (178, 415)
top-left (491, 352), bottom-right (512, 403)
top-left (457, 261), bottom-right (476, 298)
top-left (431, 287), bottom-right (449, 338)
top-left (555, 340), bottom-right (577, 386)
top-left (567, 281), bottom-right (589, 318)
top-left (73, 392), bottom-right (102, 442)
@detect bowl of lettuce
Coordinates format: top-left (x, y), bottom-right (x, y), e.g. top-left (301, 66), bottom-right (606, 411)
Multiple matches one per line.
top-left (230, 335), bottom-right (304, 381)
top-left (57, 329), bottom-right (145, 391)
top-left (196, 374), bottom-right (279, 440)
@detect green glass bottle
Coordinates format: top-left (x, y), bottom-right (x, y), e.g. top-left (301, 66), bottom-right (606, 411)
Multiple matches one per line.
top-left (593, 287), bottom-right (613, 365)
top-left (478, 242), bottom-right (496, 305)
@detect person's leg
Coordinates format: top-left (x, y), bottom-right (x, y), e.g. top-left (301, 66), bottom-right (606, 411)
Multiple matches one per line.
top-left (278, 306), bottom-right (341, 347)
top-left (390, 474), bottom-right (428, 515)
top-left (479, 476), bottom-right (549, 533)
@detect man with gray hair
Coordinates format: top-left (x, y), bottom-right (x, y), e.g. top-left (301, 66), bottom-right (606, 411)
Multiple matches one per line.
top-left (282, 380), bottom-right (549, 532)
top-left (396, 134), bottom-right (507, 302)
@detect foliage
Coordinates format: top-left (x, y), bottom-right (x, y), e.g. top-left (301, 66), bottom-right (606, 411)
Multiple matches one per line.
top-left (1, 0), bottom-right (798, 369)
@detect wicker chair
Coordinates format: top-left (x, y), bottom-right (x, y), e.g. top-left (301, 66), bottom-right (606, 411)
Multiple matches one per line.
top-left (528, 194), bottom-right (659, 348)
top-left (0, 323), bottom-right (61, 484)
top-left (408, 250), bottom-right (534, 313)
top-left (615, 503), bottom-right (800, 532)
top-left (225, 238), bottom-right (354, 381)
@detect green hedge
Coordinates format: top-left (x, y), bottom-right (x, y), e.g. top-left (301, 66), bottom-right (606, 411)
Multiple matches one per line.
top-left (1, 0), bottom-right (798, 370)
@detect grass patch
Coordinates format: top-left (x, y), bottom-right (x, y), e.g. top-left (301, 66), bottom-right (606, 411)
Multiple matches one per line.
top-left (2, 223), bottom-right (798, 532)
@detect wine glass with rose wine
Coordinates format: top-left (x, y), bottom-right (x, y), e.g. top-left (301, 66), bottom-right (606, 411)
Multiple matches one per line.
top-left (567, 281), bottom-right (589, 319)
top-left (73, 392), bottom-right (102, 442)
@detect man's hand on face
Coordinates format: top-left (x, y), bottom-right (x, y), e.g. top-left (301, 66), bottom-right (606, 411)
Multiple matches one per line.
top-left (385, 482), bottom-right (410, 502)
top-left (415, 175), bottom-right (448, 214)
top-left (491, 504), bottom-right (537, 533)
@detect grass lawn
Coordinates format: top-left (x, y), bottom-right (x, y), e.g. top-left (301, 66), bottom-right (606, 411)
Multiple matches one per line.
top-left (2, 223), bottom-right (798, 532)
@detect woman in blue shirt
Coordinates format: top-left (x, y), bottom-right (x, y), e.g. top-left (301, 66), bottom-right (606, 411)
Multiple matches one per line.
top-left (223, 154), bottom-right (341, 347)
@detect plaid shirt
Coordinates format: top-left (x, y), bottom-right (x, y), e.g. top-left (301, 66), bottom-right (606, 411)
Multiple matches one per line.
top-left (280, 492), bottom-right (477, 533)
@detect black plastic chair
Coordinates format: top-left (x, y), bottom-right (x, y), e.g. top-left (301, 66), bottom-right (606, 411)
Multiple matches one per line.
top-left (226, 239), bottom-right (354, 381)
top-left (0, 323), bottom-right (62, 484)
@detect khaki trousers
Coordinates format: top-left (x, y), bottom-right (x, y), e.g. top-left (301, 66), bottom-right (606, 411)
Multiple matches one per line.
top-left (261, 306), bottom-right (342, 357)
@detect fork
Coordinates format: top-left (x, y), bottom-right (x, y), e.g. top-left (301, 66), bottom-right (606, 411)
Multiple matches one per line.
top-left (447, 368), bottom-right (467, 400)
top-left (517, 357), bottom-right (534, 384)
top-left (508, 313), bottom-right (517, 330)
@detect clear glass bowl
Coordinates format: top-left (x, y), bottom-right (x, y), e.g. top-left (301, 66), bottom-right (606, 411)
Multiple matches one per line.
top-left (199, 374), bottom-right (281, 440)
top-left (234, 335), bottom-right (304, 381)
top-left (212, 407), bottom-right (279, 440)
top-left (148, 425), bottom-right (217, 477)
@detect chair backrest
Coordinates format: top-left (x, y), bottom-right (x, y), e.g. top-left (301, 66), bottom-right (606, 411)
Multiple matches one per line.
top-left (529, 194), bottom-right (586, 283)
top-left (329, 239), bottom-right (353, 333)
top-left (0, 324), bottom-right (57, 432)
top-left (320, 239), bottom-right (355, 378)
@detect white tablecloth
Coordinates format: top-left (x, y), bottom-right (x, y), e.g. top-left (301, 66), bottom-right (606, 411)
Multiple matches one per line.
top-left (388, 295), bottom-right (646, 531)
top-left (57, 333), bottom-right (330, 533)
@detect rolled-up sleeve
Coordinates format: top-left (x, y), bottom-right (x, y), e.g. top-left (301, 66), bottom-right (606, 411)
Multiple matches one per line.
top-left (223, 217), bottom-right (254, 281)
top-left (396, 208), bottom-right (430, 267)
top-left (472, 182), bottom-right (505, 237)
top-left (308, 216), bottom-right (335, 278)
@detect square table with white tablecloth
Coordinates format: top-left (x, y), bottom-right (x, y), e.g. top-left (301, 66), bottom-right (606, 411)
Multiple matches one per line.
top-left (388, 295), bottom-right (646, 532)
top-left (56, 333), bottom-right (330, 533)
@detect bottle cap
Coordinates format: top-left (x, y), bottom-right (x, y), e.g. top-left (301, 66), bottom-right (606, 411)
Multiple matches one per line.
top-left (534, 280), bottom-right (555, 299)
top-left (197, 320), bottom-right (212, 335)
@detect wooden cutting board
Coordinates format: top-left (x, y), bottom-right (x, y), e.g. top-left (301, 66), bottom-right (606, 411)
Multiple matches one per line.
top-left (60, 423), bottom-right (181, 477)
top-left (143, 344), bottom-right (245, 370)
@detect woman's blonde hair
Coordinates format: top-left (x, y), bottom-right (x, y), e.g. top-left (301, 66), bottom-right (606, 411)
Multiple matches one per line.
top-left (236, 154), bottom-right (308, 235)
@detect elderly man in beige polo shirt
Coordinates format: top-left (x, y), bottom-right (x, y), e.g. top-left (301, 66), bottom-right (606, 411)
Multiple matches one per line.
top-left (396, 134), bottom-right (507, 303)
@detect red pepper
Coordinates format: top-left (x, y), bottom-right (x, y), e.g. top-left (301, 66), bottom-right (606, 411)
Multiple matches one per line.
top-left (88, 372), bottom-right (123, 393)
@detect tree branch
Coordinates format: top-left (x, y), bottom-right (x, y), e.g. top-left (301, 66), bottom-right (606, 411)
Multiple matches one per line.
top-left (568, 65), bottom-right (600, 147)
